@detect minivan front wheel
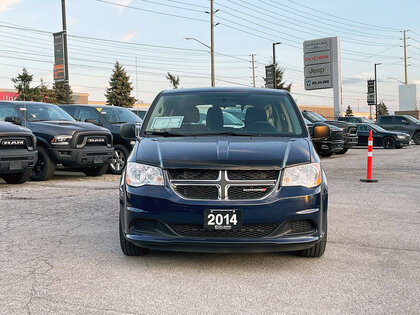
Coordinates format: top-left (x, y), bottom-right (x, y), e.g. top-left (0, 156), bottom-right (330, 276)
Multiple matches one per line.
top-left (109, 144), bottom-right (128, 175)
top-left (119, 218), bottom-right (149, 256)
top-left (299, 232), bottom-right (327, 257)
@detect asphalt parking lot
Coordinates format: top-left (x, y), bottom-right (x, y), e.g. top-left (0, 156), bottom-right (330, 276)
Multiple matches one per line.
top-left (1, 146), bottom-right (419, 314)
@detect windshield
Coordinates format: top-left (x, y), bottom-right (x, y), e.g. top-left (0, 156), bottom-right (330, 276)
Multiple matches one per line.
top-left (143, 92), bottom-right (305, 137)
top-left (370, 124), bottom-right (388, 132)
top-left (404, 115), bottom-right (420, 123)
top-left (302, 111), bottom-right (326, 122)
top-left (17, 103), bottom-right (74, 122)
top-left (362, 117), bottom-right (374, 124)
top-left (99, 107), bottom-right (142, 124)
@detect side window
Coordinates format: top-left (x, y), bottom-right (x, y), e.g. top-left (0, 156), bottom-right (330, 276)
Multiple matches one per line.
top-left (380, 116), bottom-right (393, 124)
top-left (394, 116), bottom-right (408, 124)
top-left (357, 125), bottom-right (368, 132)
top-left (62, 106), bottom-right (77, 118)
top-left (0, 104), bottom-right (20, 121)
top-left (78, 107), bottom-right (100, 124)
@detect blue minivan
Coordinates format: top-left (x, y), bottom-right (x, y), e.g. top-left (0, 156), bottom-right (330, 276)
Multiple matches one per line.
top-left (119, 88), bottom-right (330, 257)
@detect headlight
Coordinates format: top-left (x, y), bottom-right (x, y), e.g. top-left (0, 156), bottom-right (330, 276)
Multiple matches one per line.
top-left (51, 135), bottom-right (72, 145)
top-left (282, 163), bottom-right (321, 188)
top-left (397, 135), bottom-right (406, 139)
top-left (126, 162), bottom-right (164, 187)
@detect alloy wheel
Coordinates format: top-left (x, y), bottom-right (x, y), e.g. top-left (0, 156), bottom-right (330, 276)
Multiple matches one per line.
top-left (110, 149), bottom-right (126, 172)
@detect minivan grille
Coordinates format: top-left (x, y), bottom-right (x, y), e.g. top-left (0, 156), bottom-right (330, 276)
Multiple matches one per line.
top-left (169, 224), bottom-right (278, 238)
top-left (168, 169), bottom-right (278, 201)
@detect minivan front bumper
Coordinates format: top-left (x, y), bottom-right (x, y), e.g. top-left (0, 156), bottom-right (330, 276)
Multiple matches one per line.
top-left (120, 183), bottom-right (328, 253)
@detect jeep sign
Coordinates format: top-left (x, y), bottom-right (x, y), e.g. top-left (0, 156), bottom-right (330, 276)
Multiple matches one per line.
top-left (304, 63), bottom-right (331, 78)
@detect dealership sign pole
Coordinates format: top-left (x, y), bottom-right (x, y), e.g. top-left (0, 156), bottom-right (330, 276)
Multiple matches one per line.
top-left (303, 37), bottom-right (342, 119)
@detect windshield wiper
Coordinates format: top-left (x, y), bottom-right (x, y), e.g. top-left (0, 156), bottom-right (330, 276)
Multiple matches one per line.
top-left (110, 121), bottom-right (127, 124)
top-left (144, 131), bottom-right (184, 137)
top-left (194, 132), bottom-right (257, 137)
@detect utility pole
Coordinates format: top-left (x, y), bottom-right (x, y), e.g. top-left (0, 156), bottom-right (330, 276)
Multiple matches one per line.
top-left (272, 42), bottom-right (281, 89)
top-left (403, 30), bottom-right (408, 85)
top-left (135, 56), bottom-right (139, 101)
top-left (210, 0), bottom-right (215, 87)
top-left (374, 63), bottom-right (381, 119)
top-left (251, 54), bottom-right (256, 87)
top-left (61, 0), bottom-right (70, 104)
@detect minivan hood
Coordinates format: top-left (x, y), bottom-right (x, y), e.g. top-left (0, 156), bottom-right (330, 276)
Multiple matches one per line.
top-left (135, 137), bottom-right (311, 169)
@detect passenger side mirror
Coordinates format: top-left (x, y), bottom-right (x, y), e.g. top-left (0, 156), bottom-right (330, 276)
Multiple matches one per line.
top-left (4, 116), bottom-right (22, 125)
top-left (402, 119), bottom-right (409, 125)
top-left (121, 122), bottom-right (141, 140)
top-left (85, 119), bottom-right (102, 126)
top-left (312, 123), bottom-right (331, 140)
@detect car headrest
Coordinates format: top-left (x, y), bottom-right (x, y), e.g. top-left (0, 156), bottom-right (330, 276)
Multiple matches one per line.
top-left (183, 106), bottom-right (200, 123)
top-left (206, 107), bottom-right (223, 130)
top-left (245, 107), bottom-right (267, 127)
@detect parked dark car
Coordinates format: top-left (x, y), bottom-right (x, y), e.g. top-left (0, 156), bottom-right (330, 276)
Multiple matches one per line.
top-left (376, 115), bottom-right (420, 145)
top-left (0, 121), bottom-right (37, 184)
top-left (356, 123), bottom-right (410, 149)
top-left (119, 87), bottom-right (329, 257)
top-left (302, 110), bottom-right (358, 154)
top-left (130, 108), bottom-right (148, 120)
top-left (0, 101), bottom-right (114, 181)
top-left (304, 118), bottom-right (344, 157)
top-left (61, 104), bottom-right (142, 174)
top-left (338, 116), bottom-right (375, 124)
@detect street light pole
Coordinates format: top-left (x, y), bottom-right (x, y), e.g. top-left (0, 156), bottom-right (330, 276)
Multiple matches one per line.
top-left (251, 54), bottom-right (256, 88)
top-left (210, 0), bottom-right (215, 87)
top-left (61, 0), bottom-right (70, 104)
top-left (272, 42), bottom-right (281, 89)
top-left (374, 63), bottom-right (381, 119)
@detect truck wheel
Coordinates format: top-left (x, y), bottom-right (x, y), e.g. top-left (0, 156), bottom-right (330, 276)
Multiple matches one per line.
top-left (335, 148), bottom-right (349, 154)
top-left (2, 169), bottom-right (32, 184)
top-left (119, 218), bottom-right (149, 256)
top-left (109, 144), bottom-right (129, 175)
top-left (413, 132), bottom-right (420, 145)
top-left (382, 137), bottom-right (395, 149)
top-left (31, 147), bottom-right (56, 181)
top-left (83, 163), bottom-right (109, 177)
top-left (299, 232), bottom-right (327, 257)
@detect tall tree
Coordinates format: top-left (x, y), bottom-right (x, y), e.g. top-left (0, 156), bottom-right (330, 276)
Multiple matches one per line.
top-left (39, 79), bottom-right (57, 104)
top-left (345, 105), bottom-right (353, 117)
top-left (166, 72), bottom-right (180, 89)
top-left (53, 82), bottom-right (74, 104)
top-left (263, 63), bottom-right (292, 91)
top-left (105, 61), bottom-right (136, 108)
top-left (11, 68), bottom-right (41, 101)
top-left (377, 101), bottom-right (389, 116)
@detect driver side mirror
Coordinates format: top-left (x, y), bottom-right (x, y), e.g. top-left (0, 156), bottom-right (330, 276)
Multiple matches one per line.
top-left (402, 119), bottom-right (409, 125)
top-left (312, 123), bottom-right (331, 140)
top-left (4, 116), bottom-right (22, 125)
top-left (121, 122), bottom-right (142, 140)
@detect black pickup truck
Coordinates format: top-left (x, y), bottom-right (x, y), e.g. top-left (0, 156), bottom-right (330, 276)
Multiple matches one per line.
top-left (302, 110), bottom-right (358, 154)
top-left (0, 121), bottom-right (37, 184)
top-left (304, 118), bottom-right (344, 157)
top-left (0, 101), bottom-right (114, 181)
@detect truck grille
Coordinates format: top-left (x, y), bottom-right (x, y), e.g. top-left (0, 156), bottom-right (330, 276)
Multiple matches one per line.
top-left (0, 136), bottom-right (34, 150)
top-left (75, 133), bottom-right (112, 148)
top-left (169, 224), bottom-right (278, 238)
top-left (168, 169), bottom-right (279, 201)
top-left (330, 130), bottom-right (343, 141)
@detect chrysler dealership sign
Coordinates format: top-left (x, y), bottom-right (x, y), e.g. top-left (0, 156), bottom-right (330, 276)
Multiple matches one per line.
top-left (303, 37), bottom-right (342, 118)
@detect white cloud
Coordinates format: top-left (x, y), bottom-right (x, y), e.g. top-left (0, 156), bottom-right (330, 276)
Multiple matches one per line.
top-left (121, 30), bottom-right (136, 42)
top-left (0, 0), bottom-right (22, 14)
top-left (68, 17), bottom-right (78, 26)
top-left (112, 0), bottom-right (132, 12)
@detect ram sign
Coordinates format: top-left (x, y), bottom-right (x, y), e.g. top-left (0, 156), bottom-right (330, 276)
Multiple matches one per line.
top-left (305, 76), bottom-right (332, 90)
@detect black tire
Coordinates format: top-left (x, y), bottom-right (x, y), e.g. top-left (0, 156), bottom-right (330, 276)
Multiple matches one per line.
top-left (335, 148), bottom-right (349, 155)
top-left (109, 144), bottom-right (129, 175)
top-left (300, 232), bottom-right (327, 257)
top-left (2, 168), bottom-right (32, 184)
top-left (382, 137), bottom-right (395, 149)
top-left (83, 163), bottom-right (109, 177)
top-left (413, 132), bottom-right (420, 145)
top-left (319, 152), bottom-right (333, 157)
top-left (31, 147), bottom-right (56, 181)
top-left (119, 217), bottom-right (149, 256)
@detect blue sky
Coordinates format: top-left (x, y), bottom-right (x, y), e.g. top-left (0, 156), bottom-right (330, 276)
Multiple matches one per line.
top-left (0, 0), bottom-right (419, 113)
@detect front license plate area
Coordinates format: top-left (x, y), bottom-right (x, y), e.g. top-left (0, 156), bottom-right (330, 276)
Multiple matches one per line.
top-left (9, 161), bottom-right (22, 170)
top-left (204, 209), bottom-right (242, 231)
top-left (93, 156), bottom-right (103, 164)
